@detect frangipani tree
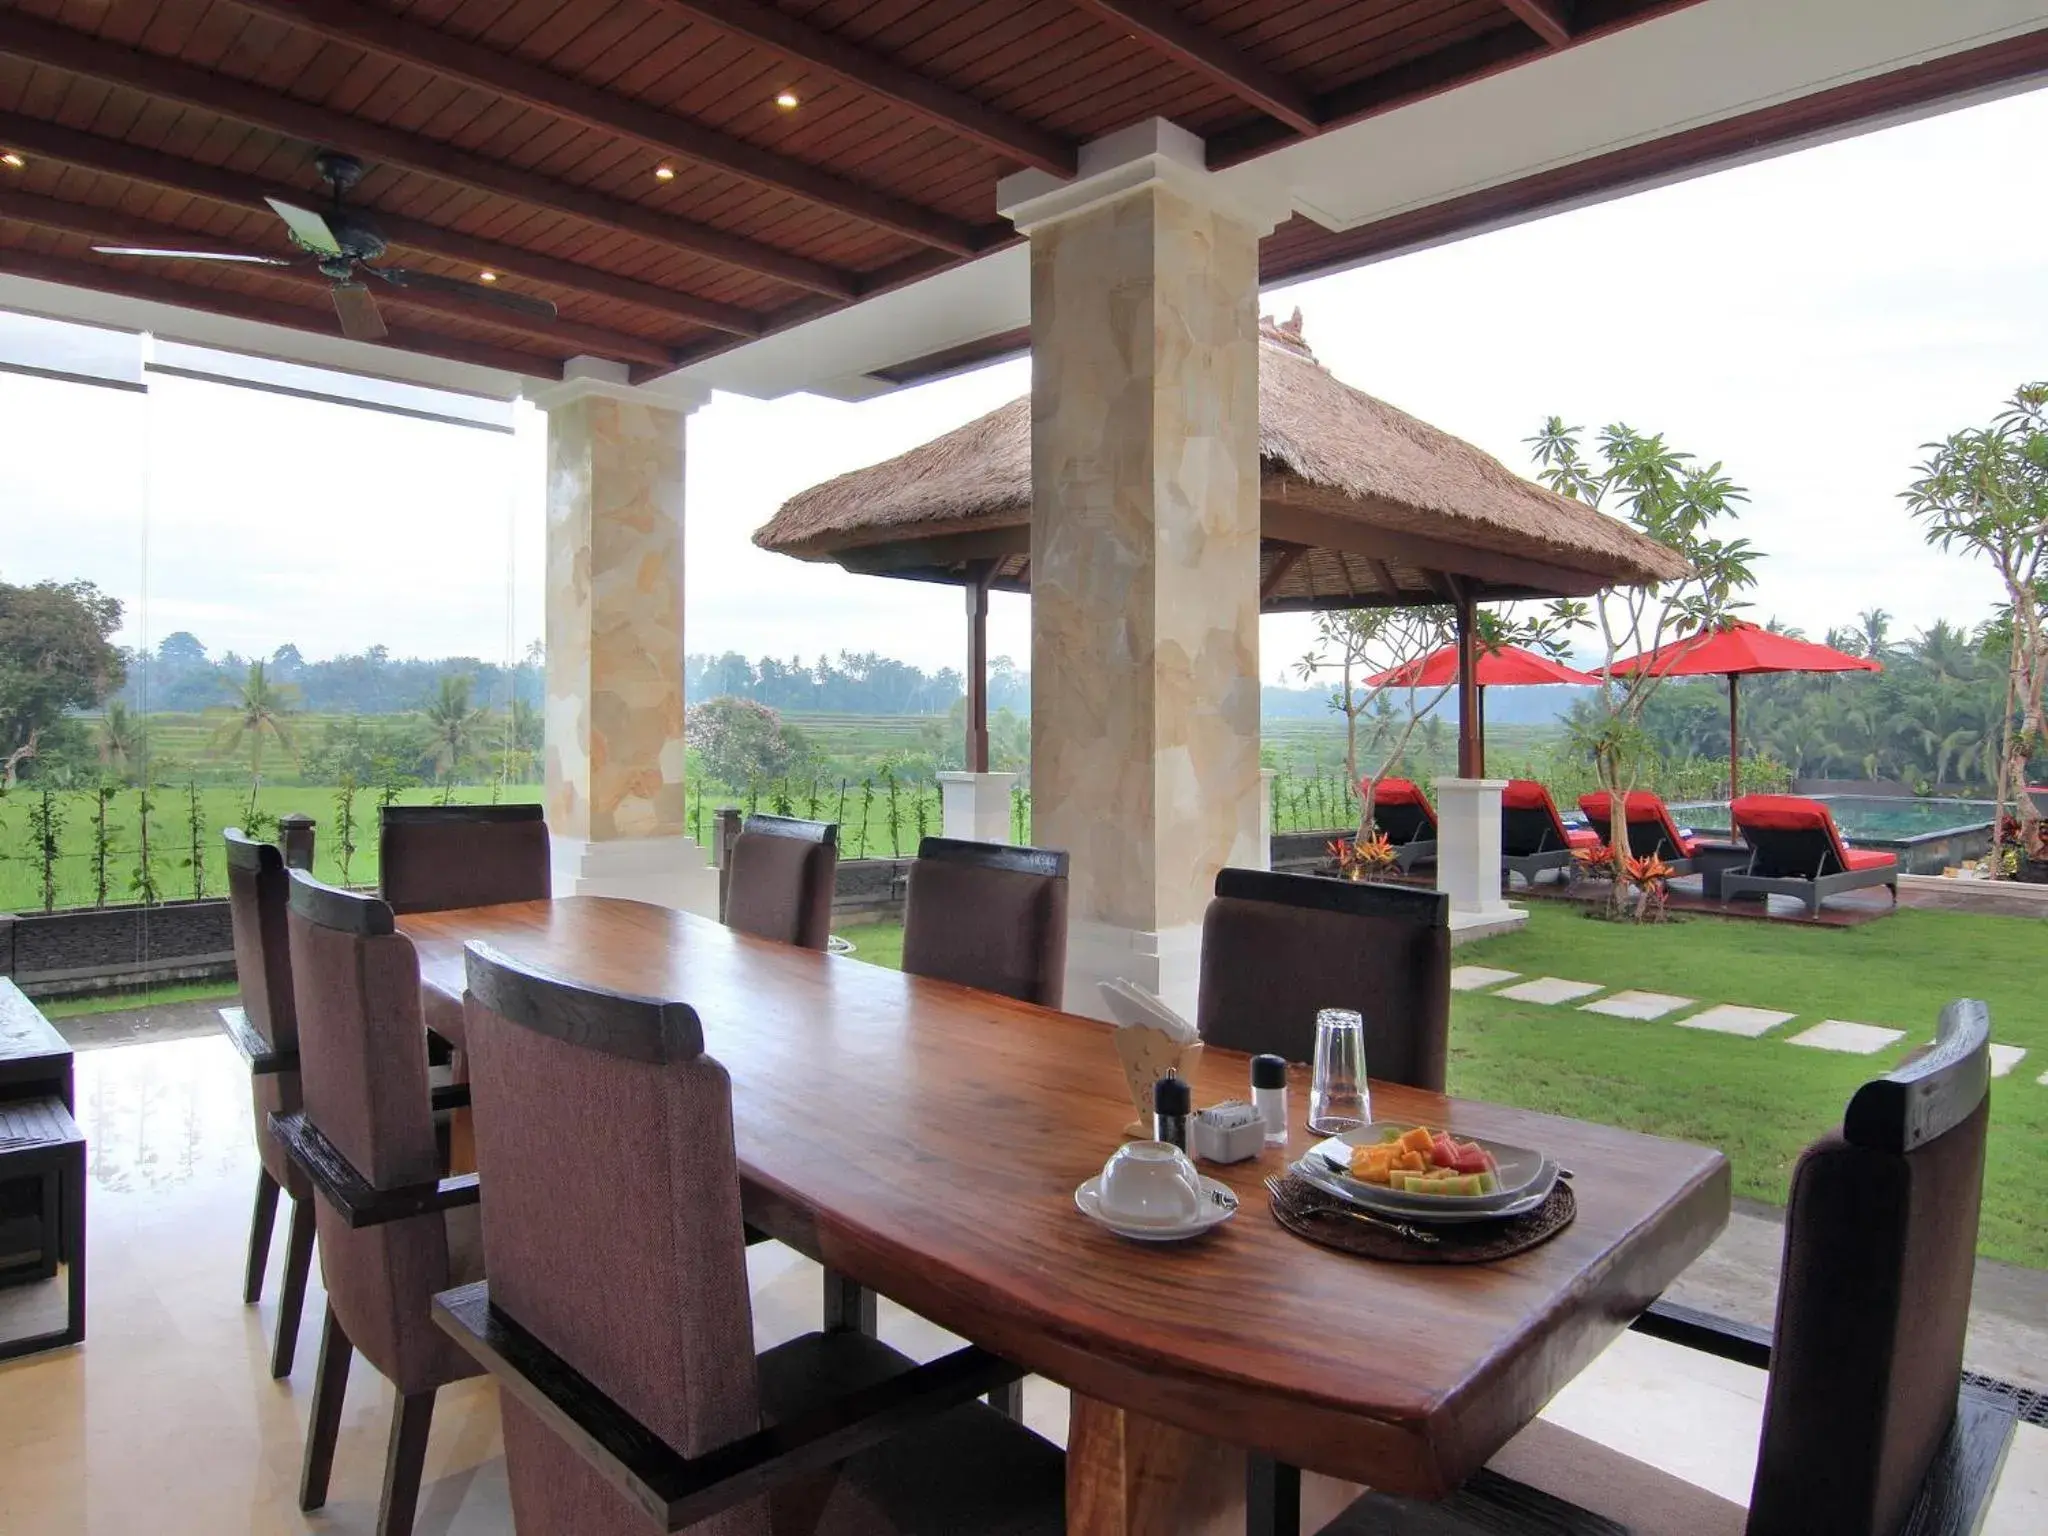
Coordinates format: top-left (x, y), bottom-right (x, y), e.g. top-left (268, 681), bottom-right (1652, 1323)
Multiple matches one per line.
top-left (1293, 602), bottom-right (1578, 836)
top-left (1904, 383), bottom-right (2048, 866)
top-left (1527, 421), bottom-right (1758, 906)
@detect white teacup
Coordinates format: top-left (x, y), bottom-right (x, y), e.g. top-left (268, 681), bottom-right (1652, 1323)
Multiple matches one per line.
top-left (1097, 1140), bottom-right (1205, 1226)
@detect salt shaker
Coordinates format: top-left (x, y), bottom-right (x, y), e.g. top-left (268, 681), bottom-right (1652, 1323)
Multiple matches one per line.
top-left (1152, 1069), bottom-right (1191, 1152)
top-left (1250, 1054), bottom-right (1288, 1144)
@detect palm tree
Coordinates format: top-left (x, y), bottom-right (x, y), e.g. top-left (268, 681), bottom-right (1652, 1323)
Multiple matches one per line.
top-left (423, 674), bottom-right (489, 784)
top-left (212, 661), bottom-right (298, 803)
top-left (96, 702), bottom-right (144, 780)
top-left (1857, 607), bottom-right (1894, 661)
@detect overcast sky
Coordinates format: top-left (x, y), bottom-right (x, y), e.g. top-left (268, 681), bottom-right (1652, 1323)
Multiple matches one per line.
top-left (6, 85), bottom-right (2044, 682)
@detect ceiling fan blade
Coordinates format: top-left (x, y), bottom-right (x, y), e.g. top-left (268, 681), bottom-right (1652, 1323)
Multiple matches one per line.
top-left (93, 245), bottom-right (294, 264)
top-left (265, 197), bottom-right (345, 257)
top-left (378, 267), bottom-right (557, 321)
top-left (330, 282), bottom-right (387, 342)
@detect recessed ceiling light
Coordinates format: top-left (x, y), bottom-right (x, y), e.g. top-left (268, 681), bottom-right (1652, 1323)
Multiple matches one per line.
top-left (479, 270), bottom-right (498, 282)
top-left (1, 153), bottom-right (23, 169)
top-left (653, 164), bottom-right (676, 181)
top-left (775, 91), bottom-right (800, 110)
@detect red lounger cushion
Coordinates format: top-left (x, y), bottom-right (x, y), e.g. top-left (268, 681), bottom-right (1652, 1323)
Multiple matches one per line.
top-left (1502, 779), bottom-right (1594, 856)
top-left (1373, 778), bottom-right (1428, 807)
top-left (1729, 794), bottom-right (1898, 875)
top-left (1576, 791), bottom-right (1697, 859)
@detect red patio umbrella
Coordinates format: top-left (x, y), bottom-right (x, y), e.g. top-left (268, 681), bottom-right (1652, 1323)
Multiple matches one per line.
top-left (1608, 620), bottom-right (1880, 797)
top-left (1365, 644), bottom-right (1598, 776)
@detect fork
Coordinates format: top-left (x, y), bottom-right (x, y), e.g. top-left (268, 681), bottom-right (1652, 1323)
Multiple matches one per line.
top-left (1263, 1176), bottom-right (1440, 1245)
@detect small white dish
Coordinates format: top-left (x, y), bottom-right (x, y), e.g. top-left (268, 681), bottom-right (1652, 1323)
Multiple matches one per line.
top-left (1076, 1175), bottom-right (1239, 1241)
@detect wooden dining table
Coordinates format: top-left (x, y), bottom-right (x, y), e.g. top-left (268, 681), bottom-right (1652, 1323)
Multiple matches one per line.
top-left (400, 895), bottom-right (1730, 1536)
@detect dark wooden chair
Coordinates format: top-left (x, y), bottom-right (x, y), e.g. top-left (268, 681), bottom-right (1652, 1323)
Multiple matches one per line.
top-left (378, 802), bottom-right (551, 917)
top-left (220, 825), bottom-right (318, 1379)
top-left (724, 813), bottom-right (838, 950)
top-left (279, 870), bottom-right (484, 1536)
top-left (1308, 998), bottom-right (2016, 1536)
top-left (436, 939), bottom-right (1066, 1534)
top-left (1196, 869), bottom-right (1450, 1087)
top-left (1723, 794), bottom-right (1901, 916)
top-left (901, 837), bottom-right (1069, 1008)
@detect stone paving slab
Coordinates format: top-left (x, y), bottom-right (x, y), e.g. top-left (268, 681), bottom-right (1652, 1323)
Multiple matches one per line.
top-left (1677, 1004), bottom-right (1795, 1038)
top-left (1787, 1020), bottom-right (1906, 1055)
top-left (1989, 1044), bottom-right (2028, 1078)
top-left (1450, 965), bottom-right (1520, 992)
top-left (1494, 976), bottom-right (1604, 1005)
top-left (1580, 989), bottom-right (1695, 1021)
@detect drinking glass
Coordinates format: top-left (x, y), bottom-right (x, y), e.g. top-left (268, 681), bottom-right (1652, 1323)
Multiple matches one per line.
top-left (1309, 1008), bottom-right (1370, 1133)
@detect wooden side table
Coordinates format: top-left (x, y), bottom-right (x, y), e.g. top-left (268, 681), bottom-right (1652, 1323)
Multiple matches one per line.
top-left (0, 1095), bottom-right (86, 1358)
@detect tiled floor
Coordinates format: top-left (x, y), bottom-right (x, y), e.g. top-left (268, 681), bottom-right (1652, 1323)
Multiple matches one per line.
top-left (1, 1034), bottom-right (2040, 1534)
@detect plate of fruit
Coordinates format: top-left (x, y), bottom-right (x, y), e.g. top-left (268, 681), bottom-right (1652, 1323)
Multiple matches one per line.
top-left (1289, 1124), bottom-right (1559, 1223)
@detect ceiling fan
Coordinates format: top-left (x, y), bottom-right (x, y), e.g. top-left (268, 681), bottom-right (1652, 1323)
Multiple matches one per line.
top-left (92, 151), bottom-right (556, 341)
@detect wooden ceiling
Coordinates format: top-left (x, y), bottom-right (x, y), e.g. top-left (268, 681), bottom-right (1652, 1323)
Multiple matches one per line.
top-left (0, 0), bottom-right (1853, 381)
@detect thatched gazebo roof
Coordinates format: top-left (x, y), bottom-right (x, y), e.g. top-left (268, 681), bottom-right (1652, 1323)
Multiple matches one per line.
top-left (754, 312), bottom-right (1689, 608)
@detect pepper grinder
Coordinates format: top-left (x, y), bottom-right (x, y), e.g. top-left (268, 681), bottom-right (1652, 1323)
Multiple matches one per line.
top-left (1152, 1069), bottom-right (1191, 1152)
top-left (1251, 1054), bottom-right (1289, 1145)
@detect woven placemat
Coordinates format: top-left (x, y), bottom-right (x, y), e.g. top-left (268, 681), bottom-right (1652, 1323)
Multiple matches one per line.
top-left (1268, 1173), bottom-right (1575, 1265)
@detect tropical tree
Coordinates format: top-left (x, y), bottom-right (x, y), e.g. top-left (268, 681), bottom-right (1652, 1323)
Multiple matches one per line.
top-left (0, 576), bottom-right (125, 787)
top-left (1293, 602), bottom-right (1577, 834)
top-left (422, 673), bottom-right (490, 783)
top-left (1528, 420), bottom-right (1758, 905)
top-left (96, 701), bottom-right (145, 780)
top-left (212, 660), bottom-right (299, 811)
top-left (1903, 383), bottom-right (2048, 862)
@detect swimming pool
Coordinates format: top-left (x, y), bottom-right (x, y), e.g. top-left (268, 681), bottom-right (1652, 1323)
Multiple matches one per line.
top-left (1670, 795), bottom-right (1994, 841)
top-left (1667, 795), bottom-right (1994, 874)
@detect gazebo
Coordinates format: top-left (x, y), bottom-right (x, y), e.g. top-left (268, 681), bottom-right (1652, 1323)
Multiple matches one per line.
top-left (756, 313), bottom-right (1684, 779)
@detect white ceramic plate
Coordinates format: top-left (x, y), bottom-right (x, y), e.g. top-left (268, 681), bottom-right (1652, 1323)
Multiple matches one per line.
top-left (1288, 1157), bottom-right (1558, 1224)
top-left (1075, 1175), bottom-right (1239, 1242)
top-left (1296, 1125), bottom-right (1558, 1219)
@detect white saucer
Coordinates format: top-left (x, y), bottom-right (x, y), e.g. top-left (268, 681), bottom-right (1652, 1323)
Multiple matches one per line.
top-left (1075, 1175), bottom-right (1239, 1242)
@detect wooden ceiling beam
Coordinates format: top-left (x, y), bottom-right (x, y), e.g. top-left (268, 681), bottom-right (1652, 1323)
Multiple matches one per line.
top-left (1259, 543), bottom-right (1308, 601)
top-left (650, 0), bottom-right (1076, 176)
top-left (1068, 0), bottom-right (1319, 135)
top-left (237, 0), bottom-right (984, 255)
top-left (0, 243), bottom-right (562, 379)
top-left (0, 11), bottom-right (857, 297)
top-left (1499, 0), bottom-right (1574, 48)
top-left (0, 111), bottom-right (761, 336)
top-left (0, 186), bottom-right (675, 367)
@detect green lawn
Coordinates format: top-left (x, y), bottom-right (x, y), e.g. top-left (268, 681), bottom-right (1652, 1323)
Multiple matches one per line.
top-left (1450, 905), bottom-right (2047, 1269)
top-left (836, 904), bottom-right (2046, 1270)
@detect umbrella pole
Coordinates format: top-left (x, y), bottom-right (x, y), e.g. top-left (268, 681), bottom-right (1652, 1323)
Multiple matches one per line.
top-left (1728, 673), bottom-right (1739, 801)
top-left (1455, 589), bottom-right (1481, 778)
top-left (965, 568), bottom-right (990, 774)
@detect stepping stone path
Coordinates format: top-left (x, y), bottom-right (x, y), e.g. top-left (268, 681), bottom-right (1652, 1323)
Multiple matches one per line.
top-left (1988, 1044), bottom-right (2028, 1079)
top-left (1580, 990), bottom-right (1695, 1021)
top-left (1495, 977), bottom-right (1604, 1005)
top-left (1677, 1004), bottom-right (1795, 1038)
top-left (1786, 1020), bottom-right (1906, 1055)
top-left (1451, 966), bottom-right (1520, 992)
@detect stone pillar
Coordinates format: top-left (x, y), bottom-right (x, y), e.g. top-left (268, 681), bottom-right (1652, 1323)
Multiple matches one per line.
top-left (533, 362), bottom-right (718, 917)
top-left (1433, 777), bottom-right (1526, 939)
top-left (939, 771), bottom-right (1018, 845)
top-left (1000, 122), bottom-right (1289, 1022)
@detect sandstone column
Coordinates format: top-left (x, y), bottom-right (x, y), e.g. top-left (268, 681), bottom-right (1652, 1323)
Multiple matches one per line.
top-left (999, 122), bottom-right (1287, 1020)
top-left (534, 361), bottom-right (718, 916)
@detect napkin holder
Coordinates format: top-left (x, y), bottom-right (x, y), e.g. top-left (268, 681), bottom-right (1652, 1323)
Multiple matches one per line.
top-left (1112, 1025), bottom-right (1202, 1139)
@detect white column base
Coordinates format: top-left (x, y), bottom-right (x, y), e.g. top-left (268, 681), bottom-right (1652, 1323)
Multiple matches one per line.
top-left (551, 832), bottom-right (720, 919)
top-left (1432, 777), bottom-right (1514, 918)
top-left (937, 771), bottom-right (1019, 845)
top-left (1063, 918), bottom-right (1205, 1026)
